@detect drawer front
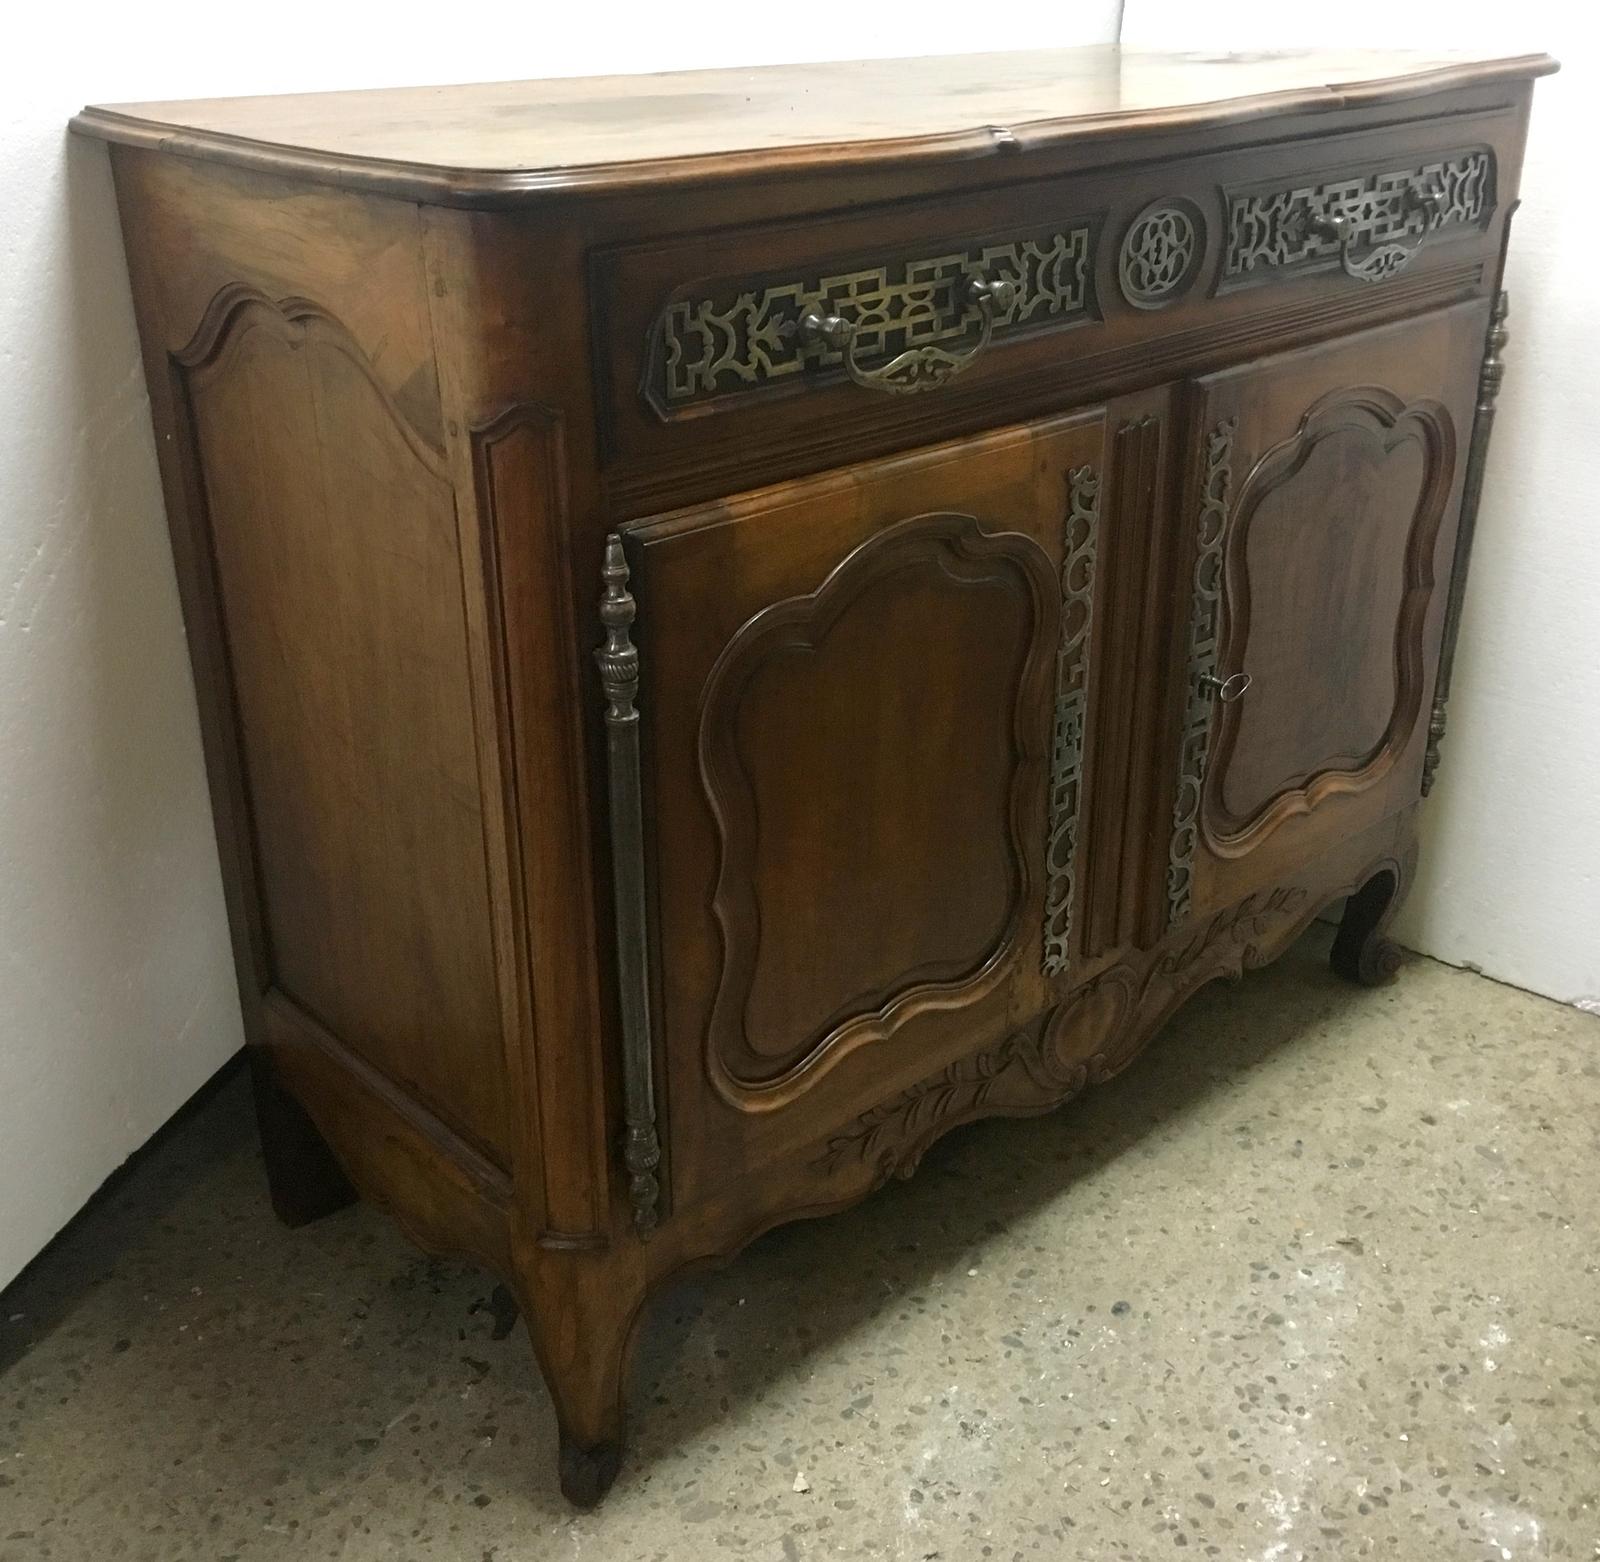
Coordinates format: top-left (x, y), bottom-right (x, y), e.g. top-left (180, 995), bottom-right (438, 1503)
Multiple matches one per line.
top-left (591, 109), bottom-right (1520, 509)
top-left (1222, 147), bottom-right (1495, 290)
top-left (643, 214), bottom-right (1101, 414)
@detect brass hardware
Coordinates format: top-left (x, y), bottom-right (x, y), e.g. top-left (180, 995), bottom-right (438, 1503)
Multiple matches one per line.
top-left (595, 535), bottom-right (662, 1237)
top-left (1042, 463), bottom-right (1101, 977)
top-left (1311, 208), bottom-right (1431, 283)
top-left (1408, 187), bottom-right (1446, 223)
top-left (651, 222), bottom-right (1094, 411)
top-left (797, 275), bottom-right (1017, 394)
top-left (1424, 284), bottom-right (1511, 795)
top-left (1201, 670), bottom-right (1252, 703)
top-left (1226, 148), bottom-right (1494, 288)
top-left (1167, 417), bottom-right (1238, 926)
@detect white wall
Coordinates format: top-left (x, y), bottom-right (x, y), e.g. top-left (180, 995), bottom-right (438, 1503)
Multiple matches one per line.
top-left (0, 6), bottom-right (1124, 1288)
top-left (1120, 3), bottom-right (1599, 1008)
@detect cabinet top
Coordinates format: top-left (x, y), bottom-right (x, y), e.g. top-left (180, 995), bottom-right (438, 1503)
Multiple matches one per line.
top-left (73, 46), bottom-right (1555, 208)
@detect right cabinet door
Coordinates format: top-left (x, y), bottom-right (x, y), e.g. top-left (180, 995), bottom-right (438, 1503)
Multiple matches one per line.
top-left (1165, 301), bottom-right (1488, 924)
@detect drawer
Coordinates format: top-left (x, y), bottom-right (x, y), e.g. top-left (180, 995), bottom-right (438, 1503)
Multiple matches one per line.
top-left (590, 111), bottom-right (1516, 509)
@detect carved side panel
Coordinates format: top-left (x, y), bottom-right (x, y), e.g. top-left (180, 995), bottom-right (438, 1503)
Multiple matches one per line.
top-left (697, 512), bottom-right (1057, 1108)
top-left (175, 286), bottom-right (510, 1164)
top-left (1041, 465), bottom-right (1100, 976)
top-left (1166, 418), bottom-right (1237, 927)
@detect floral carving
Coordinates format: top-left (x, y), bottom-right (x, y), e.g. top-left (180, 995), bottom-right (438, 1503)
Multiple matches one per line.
top-left (814, 885), bottom-right (1319, 1185)
top-left (814, 970), bottom-right (1133, 1182)
top-left (1148, 885), bottom-right (1309, 985)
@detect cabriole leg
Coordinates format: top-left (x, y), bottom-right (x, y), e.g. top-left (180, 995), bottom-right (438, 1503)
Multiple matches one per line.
top-left (1330, 867), bottom-right (1406, 988)
top-left (514, 1259), bottom-right (647, 1508)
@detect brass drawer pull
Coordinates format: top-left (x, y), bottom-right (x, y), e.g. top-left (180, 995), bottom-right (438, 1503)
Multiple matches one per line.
top-left (1314, 188), bottom-right (1444, 283)
top-left (797, 275), bottom-right (1017, 395)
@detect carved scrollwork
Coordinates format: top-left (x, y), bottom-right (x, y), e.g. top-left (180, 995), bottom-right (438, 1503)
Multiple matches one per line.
top-left (812, 874), bottom-right (1340, 1187)
top-left (1041, 464), bottom-right (1100, 977)
top-left (814, 967), bottom-right (1134, 1182)
top-left (1119, 199), bottom-right (1204, 308)
top-left (649, 221), bottom-right (1096, 411)
top-left (1147, 885), bottom-right (1309, 985)
top-left (1224, 149), bottom-right (1494, 287)
top-left (814, 1032), bottom-right (1048, 1181)
top-left (1166, 418), bottom-right (1237, 926)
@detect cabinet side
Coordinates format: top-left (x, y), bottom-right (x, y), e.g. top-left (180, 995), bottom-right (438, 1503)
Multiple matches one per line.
top-left (105, 147), bottom-right (525, 1265)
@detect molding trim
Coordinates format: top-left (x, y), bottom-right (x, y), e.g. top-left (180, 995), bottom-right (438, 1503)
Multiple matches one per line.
top-left (1423, 287), bottom-right (1510, 795)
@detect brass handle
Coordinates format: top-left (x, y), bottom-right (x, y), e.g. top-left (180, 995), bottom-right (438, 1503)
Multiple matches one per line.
top-left (1313, 185), bottom-right (1443, 284)
top-left (1201, 671), bottom-right (1252, 703)
top-left (797, 275), bottom-right (1016, 395)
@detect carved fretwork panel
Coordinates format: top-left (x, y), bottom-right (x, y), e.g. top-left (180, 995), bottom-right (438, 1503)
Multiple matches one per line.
top-left (1223, 148), bottom-right (1495, 287)
top-left (647, 220), bottom-right (1097, 412)
top-left (175, 286), bottom-right (510, 1164)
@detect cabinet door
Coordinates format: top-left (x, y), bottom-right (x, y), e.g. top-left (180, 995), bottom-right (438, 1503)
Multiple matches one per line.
top-left (1165, 302), bottom-right (1486, 924)
top-left (624, 412), bottom-right (1107, 1204)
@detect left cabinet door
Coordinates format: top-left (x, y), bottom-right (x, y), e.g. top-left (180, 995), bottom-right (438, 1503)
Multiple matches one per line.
top-left (622, 412), bottom-right (1107, 1207)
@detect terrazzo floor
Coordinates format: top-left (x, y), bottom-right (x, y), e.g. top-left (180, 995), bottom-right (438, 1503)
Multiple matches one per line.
top-left (3, 928), bottom-right (1598, 1561)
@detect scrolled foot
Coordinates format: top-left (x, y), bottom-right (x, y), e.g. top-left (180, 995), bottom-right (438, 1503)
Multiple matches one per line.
top-left (1332, 929), bottom-right (1403, 987)
top-left (1330, 868), bottom-right (1406, 988)
top-left (559, 1432), bottom-right (622, 1508)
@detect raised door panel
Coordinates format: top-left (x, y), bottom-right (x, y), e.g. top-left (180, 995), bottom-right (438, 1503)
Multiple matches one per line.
top-left (1165, 301), bottom-right (1486, 924)
top-left (625, 413), bottom-right (1107, 1203)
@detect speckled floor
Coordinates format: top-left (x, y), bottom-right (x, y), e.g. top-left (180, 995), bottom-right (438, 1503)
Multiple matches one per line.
top-left (3, 928), bottom-right (1597, 1561)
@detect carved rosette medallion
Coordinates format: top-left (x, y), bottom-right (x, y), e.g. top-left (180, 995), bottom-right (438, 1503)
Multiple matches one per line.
top-left (1166, 417), bottom-right (1238, 926)
top-left (1119, 199), bottom-right (1204, 309)
top-left (1041, 464), bottom-right (1101, 976)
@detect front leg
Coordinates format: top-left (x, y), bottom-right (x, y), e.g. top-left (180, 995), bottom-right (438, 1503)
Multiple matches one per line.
top-left (249, 1049), bottom-right (357, 1227)
top-left (1330, 860), bottom-right (1408, 987)
top-left (513, 1255), bottom-right (649, 1507)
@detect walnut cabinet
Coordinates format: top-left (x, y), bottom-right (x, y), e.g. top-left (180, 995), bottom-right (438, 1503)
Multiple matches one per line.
top-left (74, 45), bottom-right (1552, 1504)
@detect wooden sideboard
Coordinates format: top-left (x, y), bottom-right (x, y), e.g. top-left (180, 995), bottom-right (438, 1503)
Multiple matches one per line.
top-left (74, 45), bottom-right (1554, 1504)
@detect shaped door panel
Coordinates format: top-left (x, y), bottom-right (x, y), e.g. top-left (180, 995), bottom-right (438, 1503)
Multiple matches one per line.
top-left (625, 413), bottom-right (1107, 1200)
top-left (1166, 302), bottom-right (1485, 924)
